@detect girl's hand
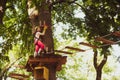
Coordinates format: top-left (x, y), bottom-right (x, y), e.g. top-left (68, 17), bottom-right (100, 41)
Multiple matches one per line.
top-left (44, 24), bottom-right (48, 30)
top-left (43, 21), bottom-right (47, 30)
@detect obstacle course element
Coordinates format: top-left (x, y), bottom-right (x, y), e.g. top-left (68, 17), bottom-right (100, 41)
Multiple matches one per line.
top-left (25, 54), bottom-right (67, 80)
top-left (65, 46), bottom-right (85, 52)
top-left (95, 31), bottom-right (120, 45)
top-left (54, 46), bottom-right (86, 55)
top-left (80, 31), bottom-right (120, 50)
top-left (24, 31), bottom-right (120, 80)
top-left (54, 50), bottom-right (73, 54)
top-left (95, 37), bottom-right (115, 44)
top-left (79, 42), bottom-right (99, 48)
top-left (112, 31), bottom-right (120, 37)
top-left (9, 73), bottom-right (29, 80)
top-left (13, 65), bottom-right (25, 69)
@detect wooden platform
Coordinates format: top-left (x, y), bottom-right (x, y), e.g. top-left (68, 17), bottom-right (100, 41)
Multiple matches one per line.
top-left (25, 54), bottom-right (67, 72)
top-left (25, 54), bottom-right (67, 80)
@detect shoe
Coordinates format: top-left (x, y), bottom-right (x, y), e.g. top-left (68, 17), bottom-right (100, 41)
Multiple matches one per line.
top-left (34, 51), bottom-right (37, 57)
top-left (43, 49), bottom-right (46, 54)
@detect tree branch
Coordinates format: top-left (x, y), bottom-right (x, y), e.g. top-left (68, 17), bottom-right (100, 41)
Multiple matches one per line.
top-left (74, 2), bottom-right (95, 23)
top-left (0, 0), bottom-right (7, 25)
top-left (98, 54), bottom-right (107, 69)
top-left (93, 49), bottom-right (98, 70)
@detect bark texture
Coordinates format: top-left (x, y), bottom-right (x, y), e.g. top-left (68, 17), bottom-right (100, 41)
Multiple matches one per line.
top-left (93, 50), bottom-right (107, 80)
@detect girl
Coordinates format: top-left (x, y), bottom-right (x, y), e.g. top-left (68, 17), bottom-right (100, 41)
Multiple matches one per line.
top-left (34, 24), bottom-right (47, 57)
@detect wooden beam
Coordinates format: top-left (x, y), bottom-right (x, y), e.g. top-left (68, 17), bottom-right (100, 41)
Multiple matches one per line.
top-left (112, 31), bottom-right (120, 37)
top-left (14, 65), bottom-right (25, 69)
top-left (79, 42), bottom-right (98, 48)
top-left (54, 50), bottom-right (73, 54)
top-left (95, 37), bottom-right (115, 44)
top-left (9, 73), bottom-right (29, 79)
top-left (26, 55), bottom-right (67, 72)
top-left (65, 46), bottom-right (85, 52)
top-left (28, 56), bottom-right (67, 64)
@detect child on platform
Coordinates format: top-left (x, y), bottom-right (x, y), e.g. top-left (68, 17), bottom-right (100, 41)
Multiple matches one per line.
top-left (33, 24), bottom-right (47, 57)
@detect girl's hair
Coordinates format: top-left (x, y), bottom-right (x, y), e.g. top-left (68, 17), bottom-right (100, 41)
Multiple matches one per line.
top-left (32, 26), bottom-right (39, 35)
top-left (35, 26), bottom-right (38, 31)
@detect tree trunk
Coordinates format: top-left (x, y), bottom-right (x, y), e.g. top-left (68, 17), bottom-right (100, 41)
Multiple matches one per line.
top-left (0, 0), bottom-right (7, 25)
top-left (96, 69), bottom-right (102, 80)
top-left (38, 1), bottom-right (54, 52)
top-left (46, 64), bottom-right (57, 80)
top-left (27, 0), bottom-right (54, 53)
top-left (27, 0), bottom-right (56, 80)
top-left (93, 49), bottom-right (107, 80)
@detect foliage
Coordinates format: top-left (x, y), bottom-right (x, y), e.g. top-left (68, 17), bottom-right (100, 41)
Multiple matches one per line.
top-left (0, 0), bottom-right (33, 65)
top-left (0, 0), bottom-right (33, 79)
top-left (52, 0), bottom-right (120, 57)
top-left (82, 0), bottom-right (120, 38)
top-left (52, 1), bottom-right (86, 39)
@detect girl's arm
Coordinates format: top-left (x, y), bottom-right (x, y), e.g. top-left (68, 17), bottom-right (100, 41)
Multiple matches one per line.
top-left (40, 25), bottom-right (47, 35)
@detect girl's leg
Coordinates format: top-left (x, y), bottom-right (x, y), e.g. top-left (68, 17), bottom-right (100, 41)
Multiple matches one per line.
top-left (35, 45), bottom-right (39, 53)
top-left (38, 48), bottom-right (42, 55)
top-left (34, 39), bottom-right (38, 45)
top-left (37, 40), bottom-right (46, 54)
top-left (34, 45), bottom-right (39, 57)
top-left (37, 40), bottom-right (45, 50)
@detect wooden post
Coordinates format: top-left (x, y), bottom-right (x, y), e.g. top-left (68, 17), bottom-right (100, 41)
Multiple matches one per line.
top-left (34, 66), bottom-right (49, 80)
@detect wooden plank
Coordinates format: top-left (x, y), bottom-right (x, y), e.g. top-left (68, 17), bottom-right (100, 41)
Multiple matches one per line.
top-left (54, 50), bottom-right (73, 54)
top-left (79, 42), bottom-right (98, 48)
top-left (14, 65), bottom-right (25, 69)
top-left (9, 75), bottom-right (23, 79)
top-left (9, 73), bottom-right (29, 79)
top-left (28, 56), bottom-right (67, 64)
top-left (112, 31), bottom-right (120, 37)
top-left (65, 46), bottom-right (85, 52)
top-left (95, 37), bottom-right (115, 44)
